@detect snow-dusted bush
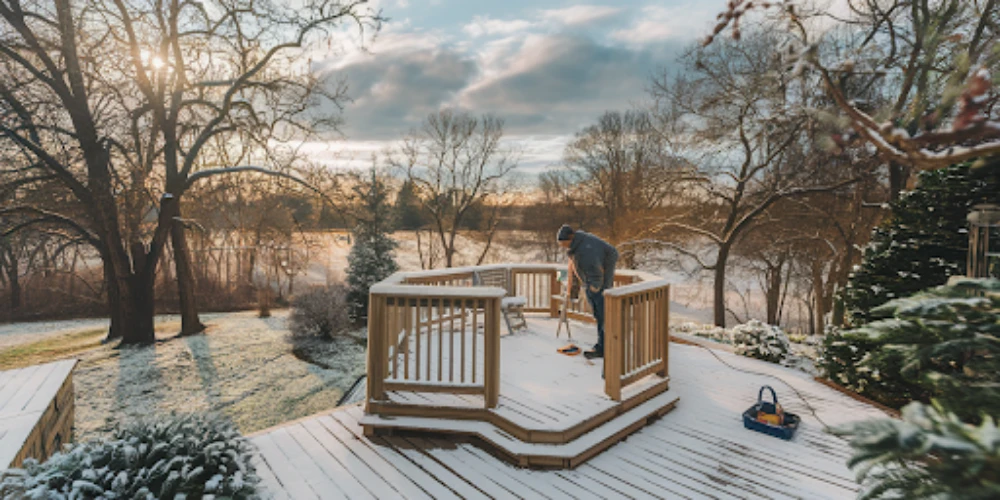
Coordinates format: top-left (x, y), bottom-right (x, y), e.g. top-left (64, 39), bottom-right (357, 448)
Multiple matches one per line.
top-left (731, 319), bottom-right (791, 363)
top-left (289, 284), bottom-right (351, 338)
top-left (0, 413), bottom-right (259, 499)
top-left (671, 321), bottom-right (731, 344)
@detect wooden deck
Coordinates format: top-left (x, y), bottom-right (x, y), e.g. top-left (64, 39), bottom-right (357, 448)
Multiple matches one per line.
top-left (0, 359), bottom-right (77, 468)
top-left (251, 319), bottom-right (889, 499)
top-left (366, 315), bottom-right (672, 441)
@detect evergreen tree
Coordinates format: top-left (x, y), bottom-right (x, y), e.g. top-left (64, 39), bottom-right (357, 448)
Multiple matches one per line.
top-left (346, 169), bottom-right (398, 321)
top-left (842, 163), bottom-right (1000, 325)
top-left (394, 179), bottom-right (427, 231)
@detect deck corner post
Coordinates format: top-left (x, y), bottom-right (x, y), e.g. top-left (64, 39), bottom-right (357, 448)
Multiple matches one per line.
top-left (366, 293), bottom-right (387, 409)
top-left (604, 294), bottom-right (622, 401)
top-left (484, 297), bottom-right (502, 408)
top-left (659, 285), bottom-right (670, 378)
top-left (549, 270), bottom-right (560, 318)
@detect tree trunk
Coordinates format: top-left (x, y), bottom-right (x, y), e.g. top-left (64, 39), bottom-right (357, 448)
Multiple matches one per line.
top-left (103, 244), bottom-right (156, 345)
top-left (171, 206), bottom-right (206, 336)
top-left (812, 262), bottom-right (827, 335)
top-left (713, 244), bottom-right (731, 328)
top-left (765, 262), bottom-right (782, 325)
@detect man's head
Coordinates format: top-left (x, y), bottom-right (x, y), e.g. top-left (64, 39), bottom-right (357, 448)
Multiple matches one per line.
top-left (556, 224), bottom-right (574, 249)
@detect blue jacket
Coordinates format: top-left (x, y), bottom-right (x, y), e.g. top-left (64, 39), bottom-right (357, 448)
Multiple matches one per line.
top-left (568, 231), bottom-right (618, 291)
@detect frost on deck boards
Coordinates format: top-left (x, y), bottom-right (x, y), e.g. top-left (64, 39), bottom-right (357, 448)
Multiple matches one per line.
top-left (251, 317), bottom-right (889, 499)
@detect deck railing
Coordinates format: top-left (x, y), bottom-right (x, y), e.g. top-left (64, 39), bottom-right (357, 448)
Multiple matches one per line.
top-left (366, 264), bottom-right (669, 408)
top-left (367, 285), bottom-right (503, 408)
top-left (603, 279), bottom-right (670, 401)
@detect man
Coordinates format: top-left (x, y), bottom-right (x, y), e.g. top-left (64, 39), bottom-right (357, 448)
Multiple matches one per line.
top-left (557, 224), bottom-right (618, 359)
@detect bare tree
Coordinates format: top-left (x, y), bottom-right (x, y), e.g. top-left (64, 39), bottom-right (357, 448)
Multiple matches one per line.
top-left (0, 0), bottom-right (378, 343)
top-left (389, 110), bottom-right (518, 268)
top-left (648, 32), bottom-right (862, 327)
top-left (563, 110), bottom-right (694, 268)
top-left (710, 0), bottom-right (1000, 182)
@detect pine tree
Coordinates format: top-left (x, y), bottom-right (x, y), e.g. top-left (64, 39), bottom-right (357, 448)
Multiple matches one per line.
top-left (346, 169), bottom-right (398, 321)
top-left (394, 179), bottom-right (427, 231)
top-left (834, 279), bottom-right (1000, 499)
top-left (842, 163), bottom-right (1000, 325)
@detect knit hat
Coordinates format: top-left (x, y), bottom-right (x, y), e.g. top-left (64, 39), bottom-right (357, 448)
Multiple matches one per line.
top-left (556, 224), bottom-right (574, 241)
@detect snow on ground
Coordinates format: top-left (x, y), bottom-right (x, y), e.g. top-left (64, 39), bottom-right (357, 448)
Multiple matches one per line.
top-left (31, 310), bottom-right (366, 441)
top-left (0, 318), bottom-right (110, 350)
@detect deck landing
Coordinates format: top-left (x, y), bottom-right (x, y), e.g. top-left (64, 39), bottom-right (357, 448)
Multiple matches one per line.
top-left (362, 316), bottom-right (677, 467)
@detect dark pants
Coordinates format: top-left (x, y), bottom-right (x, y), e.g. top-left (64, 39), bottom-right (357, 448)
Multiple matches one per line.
top-left (586, 287), bottom-right (605, 352)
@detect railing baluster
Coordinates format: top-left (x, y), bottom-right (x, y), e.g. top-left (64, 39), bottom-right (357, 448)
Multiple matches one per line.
top-left (460, 299), bottom-right (467, 383)
top-left (472, 301), bottom-right (479, 384)
top-left (437, 299), bottom-right (444, 382)
top-left (404, 298), bottom-right (411, 380)
top-left (449, 298), bottom-right (455, 382)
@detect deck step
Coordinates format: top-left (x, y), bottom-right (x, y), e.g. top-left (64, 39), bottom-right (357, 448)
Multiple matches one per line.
top-left (361, 390), bottom-right (679, 468)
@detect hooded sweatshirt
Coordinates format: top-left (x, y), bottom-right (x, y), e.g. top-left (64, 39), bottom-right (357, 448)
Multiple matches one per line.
top-left (568, 231), bottom-right (619, 292)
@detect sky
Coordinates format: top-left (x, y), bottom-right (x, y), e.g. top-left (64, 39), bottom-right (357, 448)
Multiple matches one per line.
top-left (309, 0), bottom-right (724, 174)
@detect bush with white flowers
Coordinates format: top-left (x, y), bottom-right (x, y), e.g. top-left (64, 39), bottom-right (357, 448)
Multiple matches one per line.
top-left (0, 413), bottom-right (260, 499)
top-left (730, 319), bottom-right (791, 363)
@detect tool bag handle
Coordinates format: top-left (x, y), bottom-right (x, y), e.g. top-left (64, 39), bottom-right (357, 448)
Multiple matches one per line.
top-left (758, 385), bottom-right (779, 406)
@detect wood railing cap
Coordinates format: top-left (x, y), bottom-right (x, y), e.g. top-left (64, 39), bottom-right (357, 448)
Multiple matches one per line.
top-left (369, 283), bottom-right (507, 298)
top-left (603, 278), bottom-right (670, 297)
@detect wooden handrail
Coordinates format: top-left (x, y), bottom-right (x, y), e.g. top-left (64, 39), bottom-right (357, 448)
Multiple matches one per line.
top-left (604, 282), bottom-right (670, 401)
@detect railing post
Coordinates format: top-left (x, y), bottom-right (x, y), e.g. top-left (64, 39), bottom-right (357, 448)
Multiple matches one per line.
top-left (366, 293), bottom-right (386, 411)
top-left (659, 285), bottom-right (670, 378)
top-left (549, 270), bottom-right (559, 318)
top-left (484, 297), bottom-right (501, 408)
top-left (604, 293), bottom-right (622, 401)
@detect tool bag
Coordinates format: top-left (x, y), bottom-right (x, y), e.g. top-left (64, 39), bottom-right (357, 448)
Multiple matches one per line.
top-left (742, 385), bottom-right (800, 440)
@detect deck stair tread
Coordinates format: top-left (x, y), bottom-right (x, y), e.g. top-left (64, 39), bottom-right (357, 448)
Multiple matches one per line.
top-left (362, 389), bottom-right (678, 459)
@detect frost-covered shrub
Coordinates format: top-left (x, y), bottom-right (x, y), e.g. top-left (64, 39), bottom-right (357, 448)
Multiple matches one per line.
top-left (289, 284), bottom-right (351, 338)
top-left (731, 320), bottom-right (791, 363)
top-left (671, 321), bottom-right (731, 344)
top-left (0, 413), bottom-right (259, 499)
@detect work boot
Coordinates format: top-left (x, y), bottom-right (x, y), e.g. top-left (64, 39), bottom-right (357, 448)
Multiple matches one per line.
top-left (584, 349), bottom-right (603, 360)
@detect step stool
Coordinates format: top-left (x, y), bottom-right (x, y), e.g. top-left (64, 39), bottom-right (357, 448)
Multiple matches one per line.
top-left (501, 296), bottom-right (528, 334)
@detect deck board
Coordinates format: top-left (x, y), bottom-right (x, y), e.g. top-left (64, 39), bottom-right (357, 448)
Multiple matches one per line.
top-left (251, 317), bottom-right (888, 499)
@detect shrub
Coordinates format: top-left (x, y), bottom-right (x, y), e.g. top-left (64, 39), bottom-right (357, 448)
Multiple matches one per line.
top-left (847, 278), bottom-right (1000, 422)
top-left (0, 413), bottom-right (259, 499)
top-left (731, 319), bottom-right (791, 363)
top-left (835, 401), bottom-right (1000, 500)
top-left (818, 327), bottom-right (927, 409)
top-left (671, 321), bottom-right (731, 344)
top-left (289, 284), bottom-right (351, 338)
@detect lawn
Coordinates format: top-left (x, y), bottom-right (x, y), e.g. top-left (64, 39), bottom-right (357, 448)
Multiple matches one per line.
top-left (0, 311), bottom-right (366, 441)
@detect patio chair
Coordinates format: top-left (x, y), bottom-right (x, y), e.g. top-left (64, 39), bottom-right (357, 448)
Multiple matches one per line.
top-left (473, 269), bottom-right (528, 335)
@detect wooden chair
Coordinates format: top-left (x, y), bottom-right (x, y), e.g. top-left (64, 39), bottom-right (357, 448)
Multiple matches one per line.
top-left (473, 269), bottom-right (528, 335)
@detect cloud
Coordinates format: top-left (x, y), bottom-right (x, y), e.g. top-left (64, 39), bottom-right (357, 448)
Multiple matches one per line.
top-left (539, 5), bottom-right (622, 26)
top-left (454, 33), bottom-right (680, 134)
top-left (316, 31), bottom-right (478, 139)
top-left (463, 16), bottom-right (536, 38)
top-left (610, 5), bottom-right (718, 45)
